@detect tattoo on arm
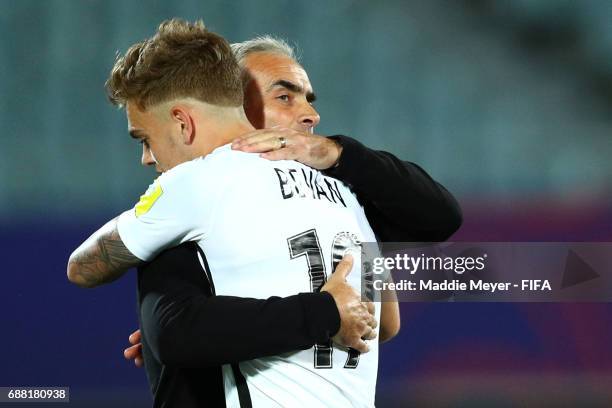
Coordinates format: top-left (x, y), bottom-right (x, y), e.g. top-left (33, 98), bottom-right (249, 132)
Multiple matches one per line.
top-left (68, 217), bottom-right (142, 287)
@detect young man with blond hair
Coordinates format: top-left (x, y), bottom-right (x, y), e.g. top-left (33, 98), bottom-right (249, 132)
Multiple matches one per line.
top-left (69, 19), bottom-right (397, 407)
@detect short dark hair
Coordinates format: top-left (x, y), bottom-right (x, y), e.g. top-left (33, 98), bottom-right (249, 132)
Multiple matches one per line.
top-left (106, 18), bottom-right (243, 110)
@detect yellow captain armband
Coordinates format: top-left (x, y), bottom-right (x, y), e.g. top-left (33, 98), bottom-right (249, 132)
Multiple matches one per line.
top-left (135, 180), bottom-right (163, 217)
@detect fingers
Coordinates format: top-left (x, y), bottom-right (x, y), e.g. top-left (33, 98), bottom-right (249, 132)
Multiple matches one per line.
top-left (231, 129), bottom-right (271, 145)
top-left (235, 137), bottom-right (282, 153)
top-left (232, 129), bottom-right (295, 153)
top-left (124, 343), bottom-right (142, 360)
top-left (231, 132), bottom-right (269, 151)
top-left (125, 329), bottom-right (144, 368)
top-left (124, 343), bottom-right (144, 368)
top-left (134, 356), bottom-right (144, 368)
top-left (129, 329), bottom-right (141, 345)
top-left (362, 327), bottom-right (377, 341)
top-left (354, 318), bottom-right (377, 345)
top-left (366, 302), bottom-right (375, 317)
top-left (233, 129), bottom-right (339, 169)
top-left (350, 339), bottom-right (370, 354)
top-left (367, 311), bottom-right (378, 330)
top-left (331, 254), bottom-right (354, 281)
top-left (232, 126), bottom-right (283, 144)
top-left (358, 305), bottom-right (377, 334)
top-left (259, 147), bottom-right (298, 161)
top-left (335, 323), bottom-right (376, 352)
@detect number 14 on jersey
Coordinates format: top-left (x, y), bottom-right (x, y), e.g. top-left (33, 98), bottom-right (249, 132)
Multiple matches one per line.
top-left (287, 228), bottom-right (362, 369)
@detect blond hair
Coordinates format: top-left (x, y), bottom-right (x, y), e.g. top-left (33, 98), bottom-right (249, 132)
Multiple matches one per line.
top-left (106, 18), bottom-right (243, 110)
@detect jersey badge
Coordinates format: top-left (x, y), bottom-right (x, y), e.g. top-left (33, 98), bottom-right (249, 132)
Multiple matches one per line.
top-left (135, 180), bottom-right (163, 217)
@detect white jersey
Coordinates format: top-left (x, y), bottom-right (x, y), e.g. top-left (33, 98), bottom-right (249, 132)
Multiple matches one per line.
top-left (118, 144), bottom-right (379, 408)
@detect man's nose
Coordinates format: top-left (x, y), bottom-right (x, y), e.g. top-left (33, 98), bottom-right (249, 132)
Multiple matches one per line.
top-left (141, 145), bottom-right (156, 167)
top-left (298, 103), bottom-right (321, 131)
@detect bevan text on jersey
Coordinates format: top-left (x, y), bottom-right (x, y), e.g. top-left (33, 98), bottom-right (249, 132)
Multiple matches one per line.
top-left (274, 167), bottom-right (346, 207)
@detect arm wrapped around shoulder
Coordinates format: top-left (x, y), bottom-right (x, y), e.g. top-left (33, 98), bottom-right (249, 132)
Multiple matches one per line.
top-left (138, 242), bottom-right (341, 367)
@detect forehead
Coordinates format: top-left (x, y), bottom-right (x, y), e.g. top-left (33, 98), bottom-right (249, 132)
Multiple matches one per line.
top-left (243, 52), bottom-right (312, 92)
top-left (126, 102), bottom-right (157, 129)
top-left (126, 102), bottom-right (143, 125)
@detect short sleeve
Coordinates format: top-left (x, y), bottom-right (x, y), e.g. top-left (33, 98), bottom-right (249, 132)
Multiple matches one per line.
top-left (117, 163), bottom-right (206, 262)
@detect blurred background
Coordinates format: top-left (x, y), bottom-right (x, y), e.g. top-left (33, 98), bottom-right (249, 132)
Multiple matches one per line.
top-left (2, 0), bottom-right (612, 406)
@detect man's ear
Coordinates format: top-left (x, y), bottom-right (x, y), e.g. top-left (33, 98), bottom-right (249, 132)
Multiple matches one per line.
top-left (171, 107), bottom-right (195, 145)
top-left (243, 77), bottom-right (265, 130)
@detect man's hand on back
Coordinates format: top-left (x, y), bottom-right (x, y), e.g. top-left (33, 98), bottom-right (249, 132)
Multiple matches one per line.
top-left (321, 255), bottom-right (377, 353)
top-left (231, 128), bottom-right (342, 170)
